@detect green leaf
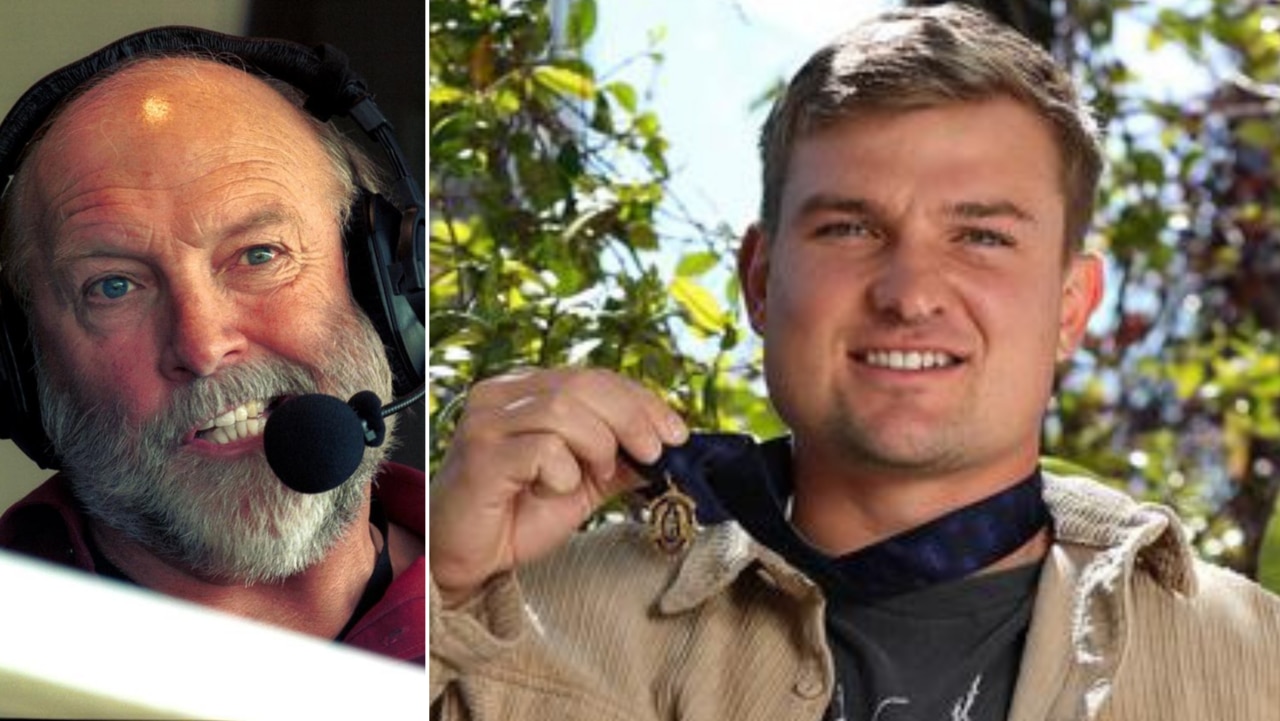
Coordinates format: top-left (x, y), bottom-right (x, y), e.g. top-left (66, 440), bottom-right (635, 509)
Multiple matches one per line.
top-left (670, 277), bottom-right (727, 334)
top-left (590, 92), bottom-right (615, 133)
top-left (565, 0), bottom-right (597, 48)
top-left (1171, 361), bottom-right (1206, 400)
top-left (532, 65), bottom-right (596, 101)
top-left (718, 324), bottom-right (739, 352)
top-left (606, 81), bottom-right (638, 113)
top-left (431, 217), bottom-right (471, 244)
top-left (634, 111), bottom-right (660, 138)
top-left (1260, 496), bottom-right (1280, 593)
top-left (1131, 150), bottom-right (1165, 184)
top-left (491, 85), bottom-right (521, 117)
top-left (675, 251), bottom-right (721, 278)
top-left (1040, 455), bottom-right (1105, 481)
top-left (429, 84), bottom-right (466, 105)
top-left (626, 221), bottom-right (658, 250)
top-left (557, 142), bottom-right (583, 180)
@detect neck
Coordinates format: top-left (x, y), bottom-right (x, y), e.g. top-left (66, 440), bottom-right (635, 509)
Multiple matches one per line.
top-left (983, 527), bottom-right (1050, 575)
top-left (88, 500), bottom-right (378, 640)
top-left (789, 444), bottom-right (1042, 558)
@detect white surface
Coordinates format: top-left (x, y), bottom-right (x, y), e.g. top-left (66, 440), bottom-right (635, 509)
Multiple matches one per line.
top-left (0, 549), bottom-right (425, 720)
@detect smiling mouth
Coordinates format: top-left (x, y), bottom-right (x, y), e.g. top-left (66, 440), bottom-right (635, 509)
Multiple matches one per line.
top-left (856, 349), bottom-right (963, 371)
top-left (192, 397), bottom-right (285, 445)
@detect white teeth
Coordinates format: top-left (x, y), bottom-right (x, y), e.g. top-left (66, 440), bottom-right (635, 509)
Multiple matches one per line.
top-left (196, 399), bottom-right (270, 444)
top-left (864, 350), bottom-right (957, 370)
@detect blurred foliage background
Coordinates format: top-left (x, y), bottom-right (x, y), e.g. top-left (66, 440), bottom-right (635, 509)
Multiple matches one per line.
top-left (430, 0), bottom-right (1280, 589)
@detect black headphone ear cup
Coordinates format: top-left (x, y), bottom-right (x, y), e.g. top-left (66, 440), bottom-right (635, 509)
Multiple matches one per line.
top-left (344, 189), bottom-right (425, 397)
top-left (0, 289), bottom-right (56, 468)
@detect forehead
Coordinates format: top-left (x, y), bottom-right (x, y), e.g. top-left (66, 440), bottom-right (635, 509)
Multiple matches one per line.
top-left (785, 98), bottom-right (1064, 197)
top-left (26, 57), bottom-right (337, 213)
top-left (774, 98), bottom-right (1068, 247)
top-left (44, 56), bottom-right (313, 142)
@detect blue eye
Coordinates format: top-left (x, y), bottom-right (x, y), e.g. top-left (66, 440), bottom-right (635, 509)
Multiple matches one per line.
top-left (90, 276), bottom-right (134, 300)
top-left (814, 220), bottom-right (877, 240)
top-left (963, 228), bottom-right (1014, 247)
top-left (243, 246), bottom-right (277, 266)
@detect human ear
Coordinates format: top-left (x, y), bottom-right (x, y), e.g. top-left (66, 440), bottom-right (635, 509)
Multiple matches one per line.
top-left (1057, 251), bottom-right (1104, 361)
top-left (737, 224), bottom-right (770, 334)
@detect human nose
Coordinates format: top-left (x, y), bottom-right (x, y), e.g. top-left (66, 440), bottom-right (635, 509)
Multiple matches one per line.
top-left (159, 282), bottom-right (247, 381)
top-left (868, 242), bottom-right (946, 324)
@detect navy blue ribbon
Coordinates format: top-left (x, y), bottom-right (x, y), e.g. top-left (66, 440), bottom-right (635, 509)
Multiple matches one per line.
top-left (632, 434), bottom-right (1049, 602)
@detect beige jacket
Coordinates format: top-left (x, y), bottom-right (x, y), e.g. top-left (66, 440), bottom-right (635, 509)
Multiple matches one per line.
top-left (431, 474), bottom-right (1280, 719)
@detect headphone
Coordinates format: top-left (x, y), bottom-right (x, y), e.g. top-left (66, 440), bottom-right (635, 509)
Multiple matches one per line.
top-left (0, 26), bottom-right (426, 470)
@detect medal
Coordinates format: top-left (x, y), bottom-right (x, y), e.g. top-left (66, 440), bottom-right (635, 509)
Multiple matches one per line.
top-left (646, 472), bottom-right (698, 555)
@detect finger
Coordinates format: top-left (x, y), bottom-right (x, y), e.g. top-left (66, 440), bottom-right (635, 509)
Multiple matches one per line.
top-left (444, 425), bottom-right (584, 498)
top-left (461, 368), bottom-right (545, 411)
top-left (511, 432), bottom-right (586, 497)
top-left (541, 369), bottom-right (688, 463)
top-left (498, 395), bottom-right (622, 484)
top-left (469, 369), bottom-right (688, 450)
top-left (465, 368), bottom-right (687, 480)
top-left (508, 432), bottom-right (630, 521)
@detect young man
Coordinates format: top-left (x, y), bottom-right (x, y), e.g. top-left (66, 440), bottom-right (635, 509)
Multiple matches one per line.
top-left (430, 4), bottom-right (1280, 718)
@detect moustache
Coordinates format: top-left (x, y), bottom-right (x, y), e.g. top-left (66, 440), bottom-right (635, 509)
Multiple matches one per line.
top-left (134, 358), bottom-right (321, 451)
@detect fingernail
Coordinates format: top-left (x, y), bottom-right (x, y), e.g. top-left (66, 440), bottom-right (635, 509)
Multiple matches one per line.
top-left (665, 414), bottom-right (689, 444)
top-left (635, 438), bottom-right (663, 464)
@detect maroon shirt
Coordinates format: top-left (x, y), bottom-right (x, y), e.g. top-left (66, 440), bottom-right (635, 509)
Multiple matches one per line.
top-left (0, 462), bottom-right (425, 664)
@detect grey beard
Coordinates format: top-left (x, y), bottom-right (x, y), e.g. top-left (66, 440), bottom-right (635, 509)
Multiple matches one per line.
top-left (36, 308), bottom-right (396, 585)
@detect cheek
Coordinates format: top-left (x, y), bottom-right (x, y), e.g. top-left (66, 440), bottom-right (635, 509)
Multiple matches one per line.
top-left (39, 324), bottom-right (163, 418)
top-left (765, 251), bottom-right (857, 331)
top-left (290, 241), bottom-right (349, 306)
top-left (254, 275), bottom-right (354, 356)
top-left (974, 281), bottom-right (1065, 382)
top-left (760, 254), bottom-right (853, 392)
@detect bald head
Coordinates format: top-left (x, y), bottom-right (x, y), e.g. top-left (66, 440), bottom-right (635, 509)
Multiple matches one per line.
top-left (37, 58), bottom-right (342, 199)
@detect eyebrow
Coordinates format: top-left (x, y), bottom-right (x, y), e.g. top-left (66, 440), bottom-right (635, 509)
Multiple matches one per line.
top-left (50, 206), bottom-right (298, 267)
top-left (219, 207), bottom-right (298, 242)
top-left (794, 193), bottom-right (874, 219)
top-left (949, 200), bottom-right (1038, 224)
top-left (793, 193), bottom-right (1038, 226)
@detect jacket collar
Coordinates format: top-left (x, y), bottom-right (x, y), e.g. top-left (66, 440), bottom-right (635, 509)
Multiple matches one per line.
top-left (1041, 471), bottom-right (1196, 596)
top-left (655, 470), bottom-right (1197, 614)
top-left (1009, 473), bottom-right (1196, 720)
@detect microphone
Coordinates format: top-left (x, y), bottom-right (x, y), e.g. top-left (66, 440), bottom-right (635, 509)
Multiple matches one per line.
top-left (262, 390), bottom-right (391, 494)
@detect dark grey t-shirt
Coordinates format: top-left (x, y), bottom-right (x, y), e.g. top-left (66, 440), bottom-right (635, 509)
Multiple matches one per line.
top-left (822, 562), bottom-right (1041, 721)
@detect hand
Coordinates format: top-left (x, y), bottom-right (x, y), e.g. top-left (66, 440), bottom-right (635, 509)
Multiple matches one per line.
top-left (429, 368), bottom-right (688, 607)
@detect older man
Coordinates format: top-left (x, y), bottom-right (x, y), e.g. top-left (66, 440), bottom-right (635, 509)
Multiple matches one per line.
top-left (0, 33), bottom-right (424, 664)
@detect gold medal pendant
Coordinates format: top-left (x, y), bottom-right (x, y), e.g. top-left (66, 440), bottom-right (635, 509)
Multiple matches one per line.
top-left (646, 473), bottom-right (698, 555)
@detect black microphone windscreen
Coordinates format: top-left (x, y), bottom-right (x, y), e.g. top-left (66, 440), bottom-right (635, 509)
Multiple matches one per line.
top-left (263, 394), bottom-right (366, 494)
